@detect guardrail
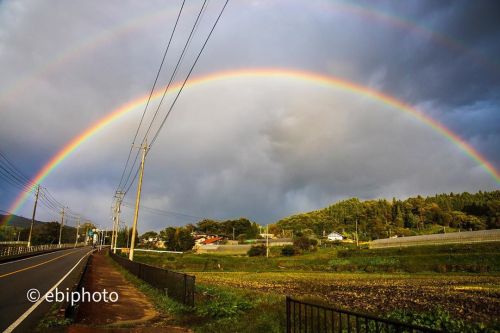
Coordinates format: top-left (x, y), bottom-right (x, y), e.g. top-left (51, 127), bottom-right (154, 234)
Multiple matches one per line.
top-left (0, 243), bottom-right (84, 257)
top-left (110, 251), bottom-right (195, 306)
top-left (286, 297), bottom-right (441, 333)
top-left (370, 229), bottom-right (500, 249)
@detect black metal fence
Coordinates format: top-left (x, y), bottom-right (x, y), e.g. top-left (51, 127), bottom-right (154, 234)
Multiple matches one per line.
top-left (110, 252), bottom-right (195, 306)
top-left (286, 297), bottom-right (441, 333)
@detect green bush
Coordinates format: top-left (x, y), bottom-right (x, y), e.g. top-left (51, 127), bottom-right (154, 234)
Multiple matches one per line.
top-left (281, 245), bottom-right (296, 256)
top-left (387, 307), bottom-right (492, 332)
top-left (293, 236), bottom-right (318, 251)
top-left (196, 286), bottom-right (253, 319)
top-left (247, 245), bottom-right (267, 257)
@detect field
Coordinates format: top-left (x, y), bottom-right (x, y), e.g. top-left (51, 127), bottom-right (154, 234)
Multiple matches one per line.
top-left (129, 242), bottom-right (500, 331)
top-left (133, 242), bottom-right (500, 273)
top-left (193, 272), bottom-right (500, 324)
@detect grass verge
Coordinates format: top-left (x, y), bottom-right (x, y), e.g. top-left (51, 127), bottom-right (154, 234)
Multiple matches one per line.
top-left (107, 253), bottom-right (285, 332)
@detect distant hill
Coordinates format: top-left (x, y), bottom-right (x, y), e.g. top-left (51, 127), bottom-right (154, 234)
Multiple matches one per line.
top-left (274, 190), bottom-right (500, 241)
top-left (0, 214), bottom-right (49, 229)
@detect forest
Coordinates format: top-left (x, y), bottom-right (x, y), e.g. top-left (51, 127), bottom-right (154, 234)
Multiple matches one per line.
top-left (273, 190), bottom-right (500, 240)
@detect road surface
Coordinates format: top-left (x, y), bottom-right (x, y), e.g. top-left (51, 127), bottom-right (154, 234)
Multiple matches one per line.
top-left (0, 246), bottom-right (92, 332)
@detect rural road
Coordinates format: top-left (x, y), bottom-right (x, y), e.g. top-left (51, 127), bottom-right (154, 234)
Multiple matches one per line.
top-left (0, 246), bottom-right (92, 332)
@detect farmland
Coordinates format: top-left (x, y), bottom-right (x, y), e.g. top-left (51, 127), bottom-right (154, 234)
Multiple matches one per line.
top-left (133, 242), bottom-right (500, 273)
top-left (129, 242), bottom-right (500, 331)
top-left (193, 272), bottom-right (500, 324)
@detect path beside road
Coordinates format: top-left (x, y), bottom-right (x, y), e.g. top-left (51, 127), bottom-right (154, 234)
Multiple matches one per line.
top-left (69, 250), bottom-right (190, 333)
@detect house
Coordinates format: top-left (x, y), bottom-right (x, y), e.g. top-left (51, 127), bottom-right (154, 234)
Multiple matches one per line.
top-left (202, 236), bottom-right (223, 245)
top-left (327, 232), bottom-right (343, 241)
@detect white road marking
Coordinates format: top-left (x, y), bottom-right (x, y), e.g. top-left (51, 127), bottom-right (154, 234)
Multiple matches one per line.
top-left (3, 248), bottom-right (93, 333)
top-left (0, 247), bottom-right (78, 266)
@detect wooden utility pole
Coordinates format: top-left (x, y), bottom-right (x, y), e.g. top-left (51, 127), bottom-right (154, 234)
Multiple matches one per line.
top-left (113, 191), bottom-right (124, 253)
top-left (111, 204), bottom-right (116, 252)
top-left (129, 142), bottom-right (148, 261)
top-left (355, 219), bottom-right (359, 247)
top-left (266, 225), bottom-right (269, 258)
top-left (27, 185), bottom-right (40, 247)
top-left (74, 216), bottom-right (80, 248)
top-left (58, 207), bottom-right (65, 247)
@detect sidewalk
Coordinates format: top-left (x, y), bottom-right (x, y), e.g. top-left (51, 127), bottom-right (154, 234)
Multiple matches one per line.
top-left (68, 250), bottom-right (190, 333)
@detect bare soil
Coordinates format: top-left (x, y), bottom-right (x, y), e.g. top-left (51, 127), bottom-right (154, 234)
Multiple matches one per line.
top-left (68, 251), bottom-right (190, 333)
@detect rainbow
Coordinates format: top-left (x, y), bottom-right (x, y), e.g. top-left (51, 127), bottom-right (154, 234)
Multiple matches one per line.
top-left (1, 2), bottom-right (497, 106)
top-left (320, 1), bottom-right (499, 72)
top-left (2, 68), bottom-right (499, 226)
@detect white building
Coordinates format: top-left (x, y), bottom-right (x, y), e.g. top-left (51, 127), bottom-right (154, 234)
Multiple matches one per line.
top-left (327, 232), bottom-right (343, 241)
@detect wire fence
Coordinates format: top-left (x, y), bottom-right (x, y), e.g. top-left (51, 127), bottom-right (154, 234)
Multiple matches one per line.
top-left (110, 251), bottom-right (195, 306)
top-left (286, 297), bottom-right (440, 333)
top-left (0, 243), bottom-right (83, 257)
top-left (370, 229), bottom-right (500, 249)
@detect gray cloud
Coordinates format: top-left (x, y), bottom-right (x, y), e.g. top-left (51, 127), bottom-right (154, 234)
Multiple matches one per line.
top-left (0, 0), bottom-right (498, 232)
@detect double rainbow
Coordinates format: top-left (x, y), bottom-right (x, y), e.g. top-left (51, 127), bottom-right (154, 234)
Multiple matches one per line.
top-left (2, 68), bottom-right (499, 226)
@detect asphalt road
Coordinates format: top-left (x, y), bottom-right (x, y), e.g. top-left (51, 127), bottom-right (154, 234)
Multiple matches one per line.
top-left (0, 246), bottom-right (92, 332)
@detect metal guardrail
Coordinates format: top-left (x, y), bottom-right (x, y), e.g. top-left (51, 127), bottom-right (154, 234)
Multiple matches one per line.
top-left (0, 243), bottom-right (83, 257)
top-left (110, 251), bottom-right (195, 307)
top-left (369, 229), bottom-right (500, 249)
top-left (286, 297), bottom-right (441, 333)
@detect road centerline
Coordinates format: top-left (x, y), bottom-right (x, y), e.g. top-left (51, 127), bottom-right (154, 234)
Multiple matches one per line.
top-left (0, 250), bottom-right (78, 279)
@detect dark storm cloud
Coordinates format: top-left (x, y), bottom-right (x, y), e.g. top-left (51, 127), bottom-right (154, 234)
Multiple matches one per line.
top-left (0, 0), bottom-right (498, 231)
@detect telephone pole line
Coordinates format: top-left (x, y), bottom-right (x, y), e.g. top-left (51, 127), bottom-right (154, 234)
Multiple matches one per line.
top-left (58, 207), bottom-right (65, 247)
top-left (74, 216), bottom-right (80, 248)
top-left (111, 204), bottom-right (117, 251)
top-left (129, 141), bottom-right (148, 261)
top-left (27, 185), bottom-right (40, 247)
top-left (112, 191), bottom-right (124, 253)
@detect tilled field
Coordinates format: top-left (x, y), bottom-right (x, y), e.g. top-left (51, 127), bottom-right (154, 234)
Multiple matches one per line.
top-left (193, 272), bottom-right (500, 324)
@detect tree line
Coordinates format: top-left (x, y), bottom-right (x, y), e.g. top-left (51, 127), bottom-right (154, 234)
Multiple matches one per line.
top-left (273, 190), bottom-right (500, 241)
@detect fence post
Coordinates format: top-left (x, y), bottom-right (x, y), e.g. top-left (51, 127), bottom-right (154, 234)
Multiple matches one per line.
top-left (183, 274), bottom-right (187, 305)
top-left (286, 296), bottom-right (291, 333)
top-left (192, 276), bottom-right (195, 307)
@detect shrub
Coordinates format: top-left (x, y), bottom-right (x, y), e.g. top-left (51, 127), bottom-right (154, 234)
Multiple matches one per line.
top-left (281, 245), bottom-right (296, 256)
top-left (248, 245), bottom-right (267, 257)
top-left (387, 307), bottom-right (485, 332)
top-left (293, 236), bottom-right (318, 251)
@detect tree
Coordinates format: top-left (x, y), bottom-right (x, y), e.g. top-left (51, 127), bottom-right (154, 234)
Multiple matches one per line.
top-left (247, 245), bottom-right (266, 256)
top-left (197, 219), bottom-right (221, 234)
top-left (293, 236), bottom-right (317, 251)
top-left (140, 231), bottom-right (158, 241)
top-left (160, 227), bottom-right (176, 249)
top-left (160, 227), bottom-right (194, 251)
top-left (174, 228), bottom-right (195, 251)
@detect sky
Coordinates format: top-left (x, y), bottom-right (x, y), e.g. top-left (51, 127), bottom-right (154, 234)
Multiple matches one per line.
top-left (0, 0), bottom-right (499, 233)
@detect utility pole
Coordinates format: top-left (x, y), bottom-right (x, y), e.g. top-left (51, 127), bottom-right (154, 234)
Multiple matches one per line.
top-left (129, 141), bottom-right (148, 261)
top-left (232, 227), bottom-right (235, 241)
top-left (74, 216), bottom-right (80, 248)
top-left (58, 207), bottom-right (65, 247)
top-left (111, 204), bottom-right (117, 252)
top-left (126, 225), bottom-right (130, 248)
top-left (27, 185), bottom-right (40, 247)
top-left (113, 191), bottom-right (124, 253)
top-left (266, 224), bottom-right (269, 258)
top-left (355, 218), bottom-right (359, 247)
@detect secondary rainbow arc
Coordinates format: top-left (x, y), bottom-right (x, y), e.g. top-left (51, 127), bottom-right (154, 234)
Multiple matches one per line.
top-left (2, 68), bottom-right (499, 226)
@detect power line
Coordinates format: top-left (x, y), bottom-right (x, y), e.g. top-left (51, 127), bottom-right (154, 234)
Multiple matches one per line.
top-left (122, 0), bottom-right (230, 198)
top-left (0, 149), bottom-right (84, 220)
top-left (116, 0), bottom-right (187, 194)
top-left (150, 0), bottom-right (230, 148)
top-left (120, 0), bottom-right (208, 195)
top-left (121, 201), bottom-right (213, 222)
top-left (0, 151), bottom-right (32, 183)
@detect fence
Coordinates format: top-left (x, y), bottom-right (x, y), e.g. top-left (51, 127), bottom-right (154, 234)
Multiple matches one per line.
top-left (370, 229), bottom-right (500, 249)
top-left (286, 297), bottom-right (440, 333)
top-left (110, 251), bottom-right (195, 307)
top-left (0, 243), bottom-right (83, 257)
